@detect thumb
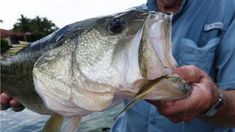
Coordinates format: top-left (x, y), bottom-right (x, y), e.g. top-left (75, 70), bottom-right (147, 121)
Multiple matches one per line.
top-left (174, 65), bottom-right (203, 83)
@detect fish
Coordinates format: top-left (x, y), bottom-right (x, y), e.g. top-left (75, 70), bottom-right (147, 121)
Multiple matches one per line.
top-left (0, 9), bottom-right (192, 132)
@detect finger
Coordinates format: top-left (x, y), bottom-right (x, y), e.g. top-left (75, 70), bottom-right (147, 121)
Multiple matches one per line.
top-left (9, 98), bottom-right (22, 107)
top-left (170, 117), bottom-right (181, 123)
top-left (157, 99), bottom-right (200, 118)
top-left (172, 115), bottom-right (194, 123)
top-left (151, 101), bottom-right (196, 123)
top-left (156, 100), bottom-right (184, 113)
top-left (174, 65), bottom-right (203, 83)
top-left (147, 100), bottom-right (177, 114)
top-left (162, 114), bottom-right (192, 123)
top-left (0, 93), bottom-right (12, 110)
top-left (164, 114), bottom-right (194, 123)
top-left (148, 100), bottom-right (176, 107)
top-left (184, 116), bottom-right (194, 122)
top-left (0, 93), bottom-right (12, 104)
top-left (146, 100), bottom-right (162, 106)
top-left (10, 98), bottom-right (25, 112)
top-left (11, 105), bottom-right (25, 112)
top-left (148, 100), bottom-right (182, 116)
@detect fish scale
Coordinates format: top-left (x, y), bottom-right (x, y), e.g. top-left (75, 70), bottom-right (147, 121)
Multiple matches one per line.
top-left (1, 9), bottom-right (191, 132)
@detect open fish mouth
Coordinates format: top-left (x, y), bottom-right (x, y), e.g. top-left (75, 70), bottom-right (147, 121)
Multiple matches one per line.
top-left (116, 12), bottom-right (192, 114)
top-left (138, 11), bottom-right (176, 80)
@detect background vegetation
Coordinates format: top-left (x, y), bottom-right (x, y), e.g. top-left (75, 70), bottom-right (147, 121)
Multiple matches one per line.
top-left (0, 39), bottom-right (10, 53)
top-left (12, 15), bottom-right (59, 42)
top-left (1, 15), bottom-right (58, 54)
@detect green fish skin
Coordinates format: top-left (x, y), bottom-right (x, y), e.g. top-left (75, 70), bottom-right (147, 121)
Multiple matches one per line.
top-left (0, 9), bottom-right (192, 131)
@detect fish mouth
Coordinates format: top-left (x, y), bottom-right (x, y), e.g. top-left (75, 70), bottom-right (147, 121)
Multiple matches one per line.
top-left (117, 75), bottom-right (192, 116)
top-left (138, 12), bottom-right (176, 80)
top-left (149, 12), bottom-right (176, 69)
top-left (139, 75), bottom-right (192, 100)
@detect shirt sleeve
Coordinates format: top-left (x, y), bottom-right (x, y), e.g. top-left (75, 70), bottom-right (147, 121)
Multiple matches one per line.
top-left (215, 18), bottom-right (235, 90)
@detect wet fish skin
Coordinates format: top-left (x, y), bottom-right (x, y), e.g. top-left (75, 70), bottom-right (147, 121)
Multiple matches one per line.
top-left (0, 9), bottom-right (192, 131)
top-left (0, 16), bottom-right (105, 114)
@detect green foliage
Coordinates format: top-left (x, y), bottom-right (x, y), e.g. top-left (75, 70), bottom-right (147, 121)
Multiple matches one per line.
top-left (0, 39), bottom-right (10, 53)
top-left (12, 15), bottom-right (59, 42)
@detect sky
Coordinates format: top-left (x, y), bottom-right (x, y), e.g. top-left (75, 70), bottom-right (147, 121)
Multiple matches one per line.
top-left (0, 0), bottom-right (146, 30)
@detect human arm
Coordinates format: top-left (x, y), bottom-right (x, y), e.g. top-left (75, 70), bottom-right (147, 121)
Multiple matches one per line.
top-left (201, 89), bottom-right (235, 127)
top-left (148, 65), bottom-right (235, 127)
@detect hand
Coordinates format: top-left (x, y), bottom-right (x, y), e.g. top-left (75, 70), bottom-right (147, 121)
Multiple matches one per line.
top-left (147, 65), bottom-right (220, 123)
top-left (0, 92), bottom-right (25, 112)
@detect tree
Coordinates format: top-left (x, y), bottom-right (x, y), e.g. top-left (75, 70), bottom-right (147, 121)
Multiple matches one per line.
top-left (0, 39), bottom-right (10, 53)
top-left (12, 15), bottom-right (31, 32)
top-left (12, 15), bottom-right (58, 42)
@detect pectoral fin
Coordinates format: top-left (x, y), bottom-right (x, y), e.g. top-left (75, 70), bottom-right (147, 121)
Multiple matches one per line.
top-left (43, 113), bottom-right (64, 132)
top-left (43, 113), bottom-right (81, 132)
top-left (116, 77), bottom-right (163, 117)
top-left (116, 76), bottom-right (191, 118)
top-left (60, 116), bottom-right (81, 132)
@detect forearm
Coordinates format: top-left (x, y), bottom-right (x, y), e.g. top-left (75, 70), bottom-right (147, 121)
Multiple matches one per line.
top-left (200, 90), bottom-right (235, 127)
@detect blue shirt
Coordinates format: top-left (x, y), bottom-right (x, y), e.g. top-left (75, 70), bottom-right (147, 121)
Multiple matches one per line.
top-left (111, 0), bottom-right (235, 132)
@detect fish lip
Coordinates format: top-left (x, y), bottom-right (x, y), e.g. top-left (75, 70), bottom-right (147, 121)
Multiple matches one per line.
top-left (142, 13), bottom-right (171, 76)
top-left (132, 75), bottom-right (192, 101)
top-left (147, 12), bottom-right (175, 74)
top-left (137, 12), bottom-right (174, 80)
top-left (181, 81), bottom-right (193, 96)
top-left (146, 12), bottom-right (172, 47)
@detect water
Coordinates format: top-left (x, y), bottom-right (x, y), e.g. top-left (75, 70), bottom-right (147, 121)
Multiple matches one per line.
top-left (0, 104), bottom-right (124, 132)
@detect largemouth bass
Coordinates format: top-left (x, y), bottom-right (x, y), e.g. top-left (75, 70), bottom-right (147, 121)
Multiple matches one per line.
top-left (0, 9), bottom-right (191, 131)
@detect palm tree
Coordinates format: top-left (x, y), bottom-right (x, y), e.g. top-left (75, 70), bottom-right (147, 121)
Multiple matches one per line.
top-left (13, 15), bottom-right (31, 32)
top-left (12, 15), bottom-right (58, 42)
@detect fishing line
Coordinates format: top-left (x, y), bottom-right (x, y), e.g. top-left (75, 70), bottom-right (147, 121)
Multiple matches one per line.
top-left (181, 88), bottom-right (191, 132)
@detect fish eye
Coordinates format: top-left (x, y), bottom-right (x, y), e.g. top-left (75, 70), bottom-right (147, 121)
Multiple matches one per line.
top-left (107, 18), bottom-right (126, 34)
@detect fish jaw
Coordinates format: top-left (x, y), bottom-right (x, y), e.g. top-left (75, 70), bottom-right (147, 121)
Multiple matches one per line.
top-left (107, 12), bottom-right (178, 91)
top-left (116, 75), bottom-right (192, 116)
top-left (139, 12), bottom-right (177, 80)
top-left (143, 75), bottom-right (192, 100)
